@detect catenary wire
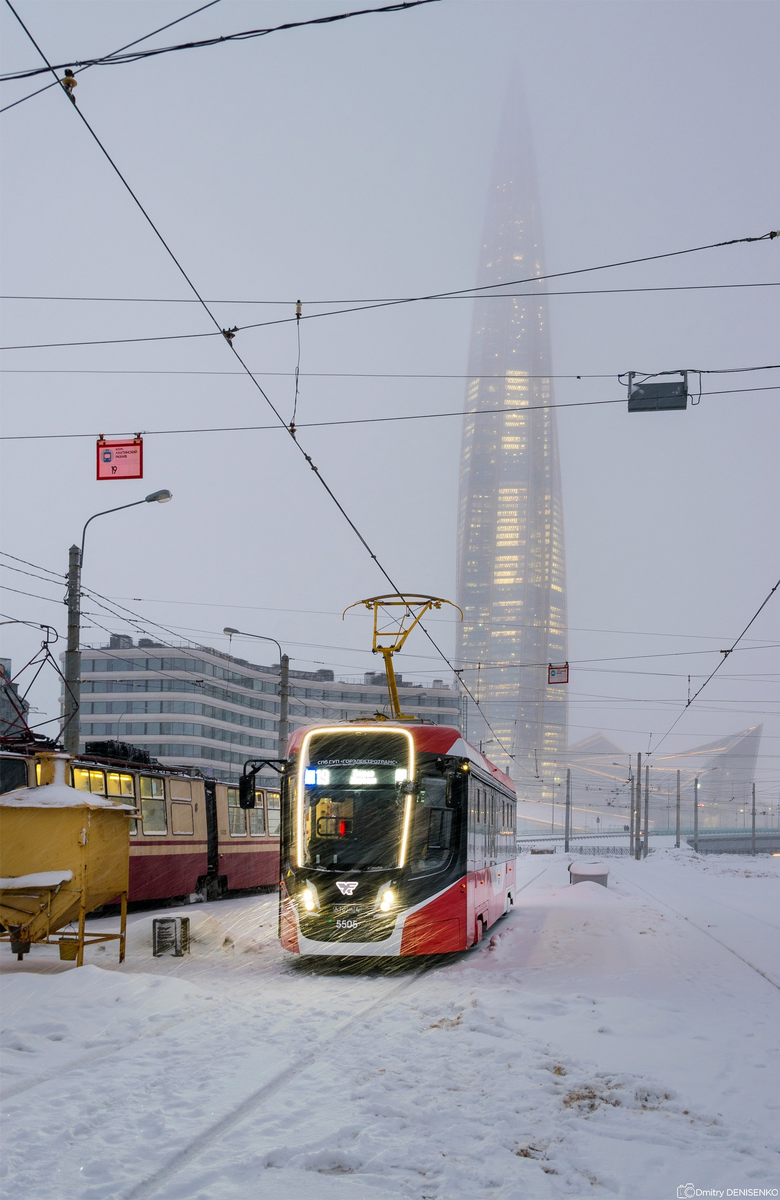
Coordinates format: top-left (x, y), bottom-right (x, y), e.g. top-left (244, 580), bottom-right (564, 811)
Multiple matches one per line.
top-left (1, 0), bottom-right (509, 753)
top-left (649, 577), bottom-right (780, 757)
top-left (7, 8), bottom-right (770, 767)
top-left (1, 384), bottom-right (778, 443)
top-left (3, 364), bottom-right (778, 380)
top-left (2, 282), bottom-right (777, 304)
top-left (0, 1), bottom-right (440, 81)
top-left (3, 279), bottom-right (780, 351)
top-left (0, 0), bottom-right (223, 114)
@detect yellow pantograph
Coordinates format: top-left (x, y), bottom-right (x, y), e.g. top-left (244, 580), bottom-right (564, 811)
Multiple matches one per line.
top-left (343, 594), bottom-right (462, 720)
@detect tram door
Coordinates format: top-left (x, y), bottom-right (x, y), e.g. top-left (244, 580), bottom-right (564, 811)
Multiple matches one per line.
top-left (204, 781), bottom-right (219, 879)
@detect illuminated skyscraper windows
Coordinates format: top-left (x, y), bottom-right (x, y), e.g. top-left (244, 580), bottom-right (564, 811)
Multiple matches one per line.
top-left (456, 84), bottom-right (567, 798)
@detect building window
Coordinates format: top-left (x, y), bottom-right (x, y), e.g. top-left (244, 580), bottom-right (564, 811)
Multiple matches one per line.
top-left (227, 786), bottom-right (246, 836)
top-left (139, 775), bottom-right (167, 834)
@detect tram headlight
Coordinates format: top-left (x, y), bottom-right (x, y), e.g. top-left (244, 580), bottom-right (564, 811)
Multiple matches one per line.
top-left (378, 887), bottom-right (395, 913)
top-left (301, 887), bottom-right (316, 912)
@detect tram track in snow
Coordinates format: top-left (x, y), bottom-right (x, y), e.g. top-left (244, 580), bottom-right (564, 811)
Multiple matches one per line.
top-left (608, 866), bottom-right (780, 992)
top-left (120, 959), bottom-right (438, 1200)
top-left (120, 867), bottom-right (549, 1200)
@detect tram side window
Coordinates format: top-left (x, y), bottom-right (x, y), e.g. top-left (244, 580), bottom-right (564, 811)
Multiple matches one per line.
top-left (409, 777), bottom-right (454, 874)
top-left (73, 767), bottom-right (106, 794)
top-left (171, 802), bottom-right (194, 835)
top-left (0, 757), bottom-right (27, 794)
top-left (139, 775), bottom-right (167, 835)
top-left (107, 772), bottom-right (135, 798)
top-left (227, 787), bottom-right (247, 836)
top-left (248, 792), bottom-right (266, 836)
top-left (266, 792), bottom-right (280, 836)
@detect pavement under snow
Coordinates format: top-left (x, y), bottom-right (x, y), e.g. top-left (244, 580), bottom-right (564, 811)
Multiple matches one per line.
top-left (1, 847), bottom-right (778, 1200)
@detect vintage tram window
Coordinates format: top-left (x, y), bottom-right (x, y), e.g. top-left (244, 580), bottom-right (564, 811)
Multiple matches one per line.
top-left (248, 792), bottom-right (266, 837)
top-left (266, 792), bottom-right (280, 836)
top-left (0, 756), bottom-right (28, 794)
top-left (409, 777), bottom-right (454, 874)
top-left (106, 771), bottom-right (135, 798)
top-left (227, 787), bottom-right (247, 836)
top-left (171, 801), bottom-right (194, 835)
top-left (139, 775), bottom-right (167, 835)
top-left (72, 767), bottom-right (106, 794)
top-left (169, 779), bottom-right (192, 801)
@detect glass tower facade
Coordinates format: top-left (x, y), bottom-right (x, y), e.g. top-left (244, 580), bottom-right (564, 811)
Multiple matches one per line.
top-left (456, 86), bottom-right (567, 798)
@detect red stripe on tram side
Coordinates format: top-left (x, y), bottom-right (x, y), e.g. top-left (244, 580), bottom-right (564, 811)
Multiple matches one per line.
top-left (129, 851), bottom-right (207, 901)
top-left (218, 846), bottom-right (279, 890)
top-left (400, 877), bottom-right (468, 955)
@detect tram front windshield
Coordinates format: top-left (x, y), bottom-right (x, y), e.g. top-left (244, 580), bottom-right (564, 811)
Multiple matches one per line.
top-left (301, 730), bottom-right (413, 870)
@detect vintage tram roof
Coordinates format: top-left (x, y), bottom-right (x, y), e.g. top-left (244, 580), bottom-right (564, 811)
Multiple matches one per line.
top-left (285, 721), bottom-right (515, 794)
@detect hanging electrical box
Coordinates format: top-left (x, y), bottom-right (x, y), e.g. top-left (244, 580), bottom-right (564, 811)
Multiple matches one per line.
top-left (627, 371), bottom-right (688, 412)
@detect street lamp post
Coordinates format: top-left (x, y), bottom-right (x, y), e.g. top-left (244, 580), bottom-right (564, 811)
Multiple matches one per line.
top-left (62, 490), bottom-right (172, 754)
top-left (223, 628), bottom-right (289, 759)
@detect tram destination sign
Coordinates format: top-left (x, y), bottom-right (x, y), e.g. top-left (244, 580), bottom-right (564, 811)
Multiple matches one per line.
top-left (96, 436), bottom-right (143, 480)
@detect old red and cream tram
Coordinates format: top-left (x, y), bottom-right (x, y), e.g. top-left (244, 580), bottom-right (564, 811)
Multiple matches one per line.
top-left (279, 722), bottom-right (517, 956)
top-left (0, 747), bottom-right (280, 902)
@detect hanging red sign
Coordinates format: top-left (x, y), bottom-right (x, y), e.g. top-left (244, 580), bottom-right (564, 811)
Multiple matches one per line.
top-left (96, 437), bottom-right (143, 480)
top-left (548, 662), bottom-right (569, 685)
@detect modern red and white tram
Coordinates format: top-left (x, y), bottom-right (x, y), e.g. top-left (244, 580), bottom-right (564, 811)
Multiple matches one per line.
top-left (279, 722), bottom-right (517, 956)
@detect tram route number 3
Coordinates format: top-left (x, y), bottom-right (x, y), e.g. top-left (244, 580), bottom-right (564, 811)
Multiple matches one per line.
top-left (96, 437), bottom-right (143, 480)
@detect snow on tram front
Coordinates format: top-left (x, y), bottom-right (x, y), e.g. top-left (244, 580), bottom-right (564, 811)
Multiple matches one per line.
top-left (279, 721), bottom-right (517, 957)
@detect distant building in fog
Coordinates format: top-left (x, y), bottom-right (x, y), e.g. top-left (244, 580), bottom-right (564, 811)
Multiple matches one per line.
top-left (564, 728), bottom-right (763, 830)
top-left (456, 81), bottom-right (567, 798)
top-left (66, 636), bottom-right (462, 782)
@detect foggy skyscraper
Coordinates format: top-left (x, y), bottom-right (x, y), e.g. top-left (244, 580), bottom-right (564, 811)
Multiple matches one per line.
top-left (456, 83), bottom-right (567, 799)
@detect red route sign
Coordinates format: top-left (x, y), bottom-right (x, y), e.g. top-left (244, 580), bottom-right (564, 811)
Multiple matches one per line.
top-left (548, 662), bottom-right (569, 685)
top-left (96, 437), bottom-right (143, 480)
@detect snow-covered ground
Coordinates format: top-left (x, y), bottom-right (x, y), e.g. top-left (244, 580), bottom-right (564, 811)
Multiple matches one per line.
top-left (1, 849), bottom-right (778, 1200)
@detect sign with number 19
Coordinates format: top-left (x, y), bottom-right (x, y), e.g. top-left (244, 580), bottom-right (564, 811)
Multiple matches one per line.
top-left (96, 437), bottom-right (143, 480)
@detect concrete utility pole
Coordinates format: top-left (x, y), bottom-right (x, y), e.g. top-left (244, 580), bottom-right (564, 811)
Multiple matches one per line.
top-left (643, 764), bottom-right (650, 858)
top-left (675, 769), bottom-right (681, 849)
top-left (63, 544), bottom-right (82, 754)
top-left (278, 654), bottom-right (290, 759)
top-left (61, 491), bottom-right (173, 755)
top-left (693, 776), bottom-right (699, 852)
top-left (564, 767), bottom-right (571, 852)
top-left (751, 782), bottom-right (756, 857)
top-left (629, 758), bottom-right (635, 856)
top-left (634, 751), bottom-right (642, 860)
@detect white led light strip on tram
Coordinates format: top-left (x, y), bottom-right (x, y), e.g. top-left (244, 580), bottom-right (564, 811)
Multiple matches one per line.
top-left (296, 726), bottom-right (415, 869)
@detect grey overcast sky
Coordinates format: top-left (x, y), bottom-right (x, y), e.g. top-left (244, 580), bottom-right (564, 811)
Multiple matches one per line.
top-left (1, 0), bottom-right (778, 800)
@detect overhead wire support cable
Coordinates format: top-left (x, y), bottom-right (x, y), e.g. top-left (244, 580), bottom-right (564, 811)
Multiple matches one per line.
top-left (3, 385), bottom-right (780, 443)
top-left (2, 281), bottom-right (778, 304)
top-left (5, 3), bottom-right (512, 762)
top-left (0, 0), bottom-right (223, 114)
top-left (649, 576), bottom-right (780, 757)
top-left (0, 0), bottom-right (440, 81)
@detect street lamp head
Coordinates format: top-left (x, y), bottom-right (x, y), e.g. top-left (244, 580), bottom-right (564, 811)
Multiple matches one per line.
top-left (145, 489), bottom-right (173, 504)
top-left (223, 627), bottom-right (240, 636)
